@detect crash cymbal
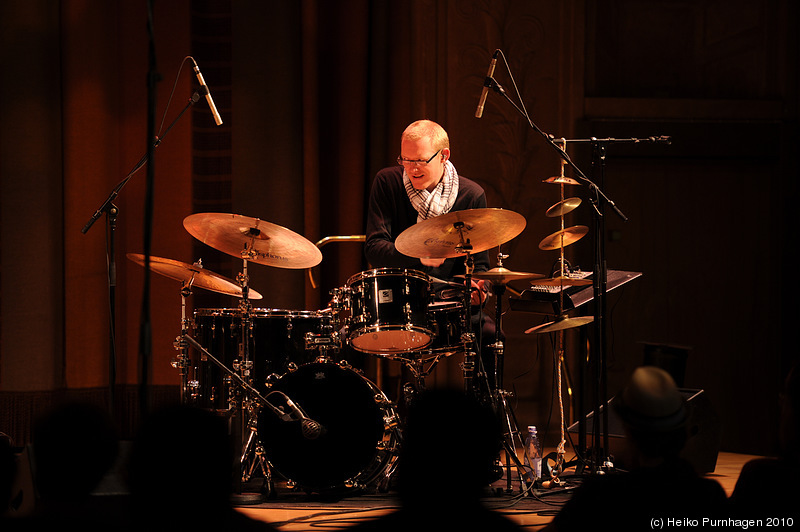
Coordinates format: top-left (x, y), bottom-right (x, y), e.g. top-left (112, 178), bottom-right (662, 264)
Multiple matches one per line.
top-left (545, 197), bottom-right (582, 217)
top-left (525, 315), bottom-right (594, 334)
top-left (543, 175), bottom-right (581, 186)
top-left (538, 225), bottom-right (589, 250)
top-left (395, 208), bottom-right (526, 259)
top-left (472, 267), bottom-right (545, 284)
top-left (126, 253), bottom-right (262, 299)
top-left (183, 213), bottom-right (322, 269)
top-left (530, 275), bottom-right (592, 287)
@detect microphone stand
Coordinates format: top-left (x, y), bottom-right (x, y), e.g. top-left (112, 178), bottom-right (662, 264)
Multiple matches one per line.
top-left (80, 90), bottom-right (201, 417)
top-left (483, 72), bottom-right (666, 474)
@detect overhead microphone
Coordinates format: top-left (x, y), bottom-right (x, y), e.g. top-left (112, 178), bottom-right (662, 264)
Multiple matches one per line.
top-left (190, 57), bottom-right (223, 126)
top-left (475, 49), bottom-right (500, 118)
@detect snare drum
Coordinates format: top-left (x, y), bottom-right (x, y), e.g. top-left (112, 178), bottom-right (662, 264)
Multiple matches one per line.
top-left (258, 361), bottom-right (399, 492)
top-left (346, 268), bottom-right (433, 355)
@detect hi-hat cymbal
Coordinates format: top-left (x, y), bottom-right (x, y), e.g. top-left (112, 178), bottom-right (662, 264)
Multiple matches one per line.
top-left (543, 176), bottom-right (581, 185)
top-left (545, 197), bottom-right (582, 217)
top-left (183, 213), bottom-right (322, 269)
top-left (538, 225), bottom-right (588, 250)
top-left (525, 315), bottom-right (594, 334)
top-left (395, 208), bottom-right (526, 259)
top-left (472, 267), bottom-right (545, 284)
top-left (126, 253), bottom-right (262, 299)
top-left (530, 275), bottom-right (592, 287)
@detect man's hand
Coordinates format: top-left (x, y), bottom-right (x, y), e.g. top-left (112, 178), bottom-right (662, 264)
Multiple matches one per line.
top-left (471, 279), bottom-right (487, 306)
top-left (420, 257), bottom-right (446, 267)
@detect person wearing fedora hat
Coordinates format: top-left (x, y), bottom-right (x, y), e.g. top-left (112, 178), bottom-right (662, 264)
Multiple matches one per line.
top-left (542, 366), bottom-right (727, 531)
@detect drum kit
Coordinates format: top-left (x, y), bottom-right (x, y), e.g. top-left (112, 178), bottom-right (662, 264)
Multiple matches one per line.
top-left (128, 192), bottom-right (593, 496)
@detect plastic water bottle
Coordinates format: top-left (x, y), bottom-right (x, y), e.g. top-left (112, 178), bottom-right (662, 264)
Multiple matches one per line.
top-left (524, 425), bottom-right (542, 483)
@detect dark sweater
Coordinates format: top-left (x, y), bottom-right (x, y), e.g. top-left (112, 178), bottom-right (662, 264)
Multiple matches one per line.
top-left (364, 165), bottom-right (490, 282)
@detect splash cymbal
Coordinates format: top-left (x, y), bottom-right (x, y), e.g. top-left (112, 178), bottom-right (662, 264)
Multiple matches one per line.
top-left (538, 225), bottom-right (588, 250)
top-left (525, 315), bottom-right (594, 334)
top-left (395, 208), bottom-right (526, 259)
top-left (183, 213), bottom-right (322, 269)
top-left (545, 197), bottom-right (582, 217)
top-left (126, 253), bottom-right (262, 299)
top-left (543, 175), bottom-right (581, 185)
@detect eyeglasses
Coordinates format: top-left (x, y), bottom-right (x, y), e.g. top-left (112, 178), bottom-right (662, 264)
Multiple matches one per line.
top-left (397, 150), bottom-right (441, 167)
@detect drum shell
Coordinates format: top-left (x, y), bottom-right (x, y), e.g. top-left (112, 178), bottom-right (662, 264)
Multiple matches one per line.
top-left (191, 308), bottom-right (331, 410)
top-left (426, 301), bottom-right (466, 355)
top-left (346, 268), bottom-right (433, 354)
top-left (257, 362), bottom-right (398, 492)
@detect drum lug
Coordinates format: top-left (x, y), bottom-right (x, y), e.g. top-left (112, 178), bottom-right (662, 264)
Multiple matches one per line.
top-left (383, 413), bottom-right (401, 430)
top-left (264, 373), bottom-right (281, 388)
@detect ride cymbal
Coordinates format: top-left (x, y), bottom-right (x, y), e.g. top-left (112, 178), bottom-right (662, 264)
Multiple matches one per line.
top-left (538, 225), bottom-right (588, 250)
top-left (395, 208), bottom-right (526, 259)
top-left (126, 253), bottom-right (263, 299)
top-left (183, 213), bottom-right (322, 269)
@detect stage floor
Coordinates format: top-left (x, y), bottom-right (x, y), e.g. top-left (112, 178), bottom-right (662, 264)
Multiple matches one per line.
top-left (232, 451), bottom-right (756, 530)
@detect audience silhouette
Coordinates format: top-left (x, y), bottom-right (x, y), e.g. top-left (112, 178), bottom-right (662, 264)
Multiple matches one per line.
top-left (729, 362), bottom-right (799, 519)
top-left (5, 401), bottom-right (121, 530)
top-left (126, 403), bottom-right (279, 531)
top-left (542, 366), bottom-right (727, 531)
top-left (1, 433), bottom-right (17, 520)
top-left (348, 387), bottom-right (522, 531)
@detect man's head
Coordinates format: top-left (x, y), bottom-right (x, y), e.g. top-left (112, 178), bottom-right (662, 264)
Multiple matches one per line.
top-left (399, 120), bottom-right (451, 192)
top-left (614, 366), bottom-right (689, 463)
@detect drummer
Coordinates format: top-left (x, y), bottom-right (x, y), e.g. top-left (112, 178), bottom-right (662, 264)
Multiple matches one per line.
top-left (365, 119), bottom-right (498, 394)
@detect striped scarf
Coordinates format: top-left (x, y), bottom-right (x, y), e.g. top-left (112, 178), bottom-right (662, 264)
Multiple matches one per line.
top-left (403, 160), bottom-right (460, 222)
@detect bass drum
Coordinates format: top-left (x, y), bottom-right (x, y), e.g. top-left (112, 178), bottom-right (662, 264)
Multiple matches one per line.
top-left (257, 362), bottom-right (399, 493)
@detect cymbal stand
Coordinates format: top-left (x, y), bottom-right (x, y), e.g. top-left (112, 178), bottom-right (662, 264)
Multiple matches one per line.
top-left (171, 271), bottom-right (197, 405)
top-left (550, 143), bottom-right (572, 485)
top-left (451, 223), bottom-right (479, 397)
top-left (488, 252), bottom-right (531, 494)
top-left (231, 256), bottom-right (265, 496)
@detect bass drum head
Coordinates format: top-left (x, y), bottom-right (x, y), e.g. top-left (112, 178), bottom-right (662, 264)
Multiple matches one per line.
top-left (257, 362), bottom-right (396, 493)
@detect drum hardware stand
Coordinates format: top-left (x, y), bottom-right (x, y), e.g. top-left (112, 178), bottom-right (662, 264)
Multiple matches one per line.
top-left (179, 332), bottom-right (328, 494)
top-left (451, 224), bottom-right (482, 398)
top-left (481, 54), bottom-right (658, 477)
top-left (400, 352), bottom-right (447, 396)
top-left (486, 252), bottom-right (532, 495)
top-left (169, 263), bottom-right (209, 405)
